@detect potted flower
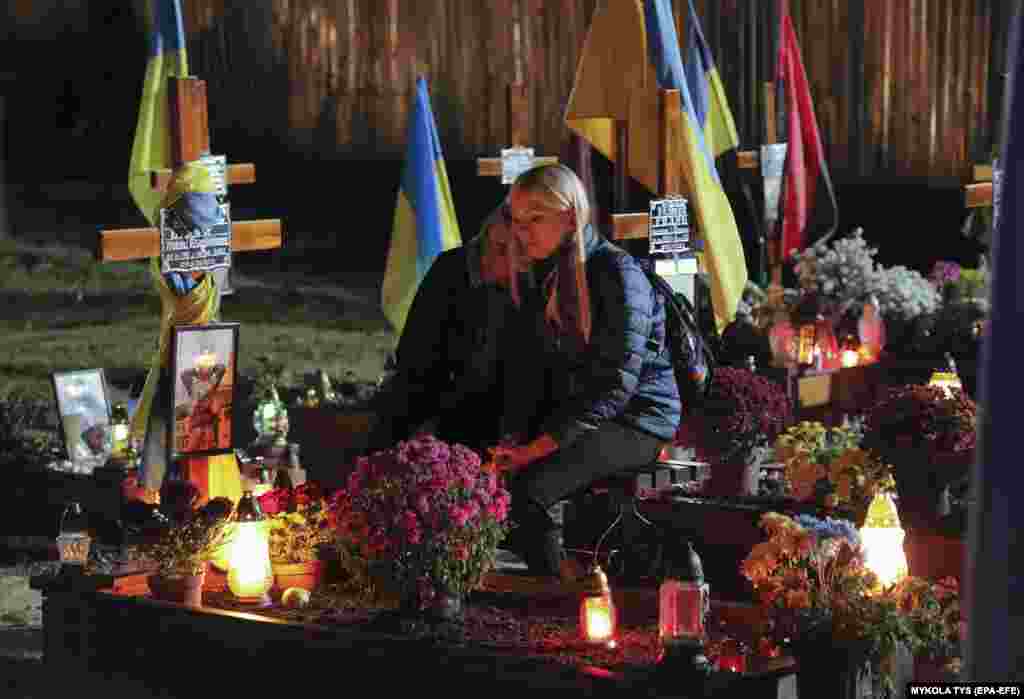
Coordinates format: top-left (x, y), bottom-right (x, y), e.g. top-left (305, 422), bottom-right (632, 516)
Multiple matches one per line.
top-left (741, 512), bottom-right (961, 697)
top-left (257, 482), bottom-right (336, 595)
top-left (862, 384), bottom-right (976, 528)
top-left (331, 435), bottom-right (511, 623)
top-left (775, 420), bottom-right (896, 523)
top-left (694, 367), bottom-right (791, 496)
top-left (137, 496), bottom-right (235, 607)
top-left (891, 576), bottom-right (963, 681)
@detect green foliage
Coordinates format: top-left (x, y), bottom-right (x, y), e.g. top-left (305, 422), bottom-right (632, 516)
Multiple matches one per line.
top-left (137, 497), bottom-right (236, 577)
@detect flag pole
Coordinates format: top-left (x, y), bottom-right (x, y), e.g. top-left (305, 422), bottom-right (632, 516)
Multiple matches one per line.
top-left (766, 0), bottom-right (784, 309)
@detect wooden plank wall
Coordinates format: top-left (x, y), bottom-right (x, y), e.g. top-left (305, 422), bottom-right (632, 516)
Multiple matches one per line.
top-left (3, 0), bottom-right (1010, 179)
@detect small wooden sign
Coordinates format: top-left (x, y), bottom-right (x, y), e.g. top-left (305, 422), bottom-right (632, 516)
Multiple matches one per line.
top-left (501, 146), bottom-right (535, 184)
top-left (647, 196), bottom-right (691, 256)
top-left (160, 202), bottom-right (233, 275)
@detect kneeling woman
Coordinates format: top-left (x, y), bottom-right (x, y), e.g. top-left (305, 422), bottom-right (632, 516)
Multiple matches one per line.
top-left (369, 164), bottom-right (681, 579)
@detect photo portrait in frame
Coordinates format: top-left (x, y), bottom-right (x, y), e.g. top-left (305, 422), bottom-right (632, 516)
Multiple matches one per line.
top-left (168, 323), bottom-right (240, 461)
top-left (52, 368), bottom-right (112, 463)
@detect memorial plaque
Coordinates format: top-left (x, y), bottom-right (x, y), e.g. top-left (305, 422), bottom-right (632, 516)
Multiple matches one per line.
top-left (648, 197), bottom-right (691, 256)
top-left (761, 143), bottom-right (788, 223)
top-left (501, 146), bottom-right (535, 184)
top-left (160, 202), bottom-right (232, 275)
top-left (199, 154), bottom-right (228, 198)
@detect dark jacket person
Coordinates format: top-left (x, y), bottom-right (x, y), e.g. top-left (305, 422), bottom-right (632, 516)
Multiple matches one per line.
top-left (369, 164), bottom-right (681, 578)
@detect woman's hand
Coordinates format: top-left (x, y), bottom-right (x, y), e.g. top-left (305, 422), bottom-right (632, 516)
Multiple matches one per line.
top-left (489, 434), bottom-right (559, 475)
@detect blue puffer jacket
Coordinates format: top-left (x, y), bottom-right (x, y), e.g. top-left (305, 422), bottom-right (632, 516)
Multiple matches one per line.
top-left (369, 225), bottom-right (682, 452)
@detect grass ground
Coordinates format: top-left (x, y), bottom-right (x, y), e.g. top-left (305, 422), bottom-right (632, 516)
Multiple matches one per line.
top-left (0, 234), bottom-right (396, 697)
top-left (0, 237), bottom-right (396, 401)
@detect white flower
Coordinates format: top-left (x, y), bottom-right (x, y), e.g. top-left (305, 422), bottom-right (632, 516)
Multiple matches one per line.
top-left (875, 266), bottom-right (941, 320)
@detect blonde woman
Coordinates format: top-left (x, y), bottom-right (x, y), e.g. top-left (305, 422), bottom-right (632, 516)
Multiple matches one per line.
top-left (369, 164), bottom-right (681, 579)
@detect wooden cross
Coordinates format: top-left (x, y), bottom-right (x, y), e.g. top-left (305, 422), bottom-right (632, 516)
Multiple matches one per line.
top-left (609, 88), bottom-right (703, 286)
top-left (476, 83), bottom-right (559, 180)
top-left (964, 163), bottom-right (994, 209)
top-left (96, 77), bottom-right (282, 266)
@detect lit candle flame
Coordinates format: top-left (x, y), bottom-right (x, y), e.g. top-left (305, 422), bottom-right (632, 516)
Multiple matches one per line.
top-left (584, 597), bottom-right (613, 641)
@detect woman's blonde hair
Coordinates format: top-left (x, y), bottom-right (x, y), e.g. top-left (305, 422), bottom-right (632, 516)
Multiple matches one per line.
top-left (511, 164), bottom-right (593, 350)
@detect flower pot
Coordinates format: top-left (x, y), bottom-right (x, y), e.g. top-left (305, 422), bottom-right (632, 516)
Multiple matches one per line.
top-left (876, 444), bottom-right (973, 531)
top-left (271, 560), bottom-right (324, 596)
top-left (148, 569), bottom-right (206, 608)
top-left (790, 644), bottom-right (875, 699)
top-left (398, 579), bottom-right (466, 625)
top-left (707, 460), bottom-right (760, 497)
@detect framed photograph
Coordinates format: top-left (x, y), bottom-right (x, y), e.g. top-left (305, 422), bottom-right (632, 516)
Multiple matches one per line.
top-left (52, 368), bottom-right (112, 462)
top-left (168, 323), bottom-right (240, 461)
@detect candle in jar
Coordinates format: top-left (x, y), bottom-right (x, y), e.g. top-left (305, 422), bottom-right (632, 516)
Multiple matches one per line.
top-left (583, 597), bottom-right (614, 641)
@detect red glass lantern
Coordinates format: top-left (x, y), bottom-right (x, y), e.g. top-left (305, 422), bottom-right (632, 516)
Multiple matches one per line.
top-left (857, 295), bottom-right (886, 360)
top-left (797, 314), bottom-right (840, 370)
top-left (839, 335), bottom-right (861, 368)
top-left (658, 542), bottom-right (712, 677)
top-left (714, 637), bottom-right (748, 673)
top-left (579, 565), bottom-right (617, 646)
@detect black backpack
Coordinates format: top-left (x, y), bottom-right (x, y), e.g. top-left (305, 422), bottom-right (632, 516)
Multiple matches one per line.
top-left (642, 268), bottom-right (716, 415)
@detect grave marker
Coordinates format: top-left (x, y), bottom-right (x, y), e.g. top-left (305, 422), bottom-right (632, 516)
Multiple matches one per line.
top-left (476, 83), bottom-right (558, 181)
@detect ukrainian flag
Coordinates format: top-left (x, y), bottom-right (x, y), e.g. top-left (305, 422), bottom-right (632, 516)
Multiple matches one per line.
top-left (682, 0), bottom-right (739, 160)
top-left (129, 0), bottom-right (190, 227)
top-left (566, 0), bottom-right (746, 332)
top-left (382, 77), bottom-right (462, 337)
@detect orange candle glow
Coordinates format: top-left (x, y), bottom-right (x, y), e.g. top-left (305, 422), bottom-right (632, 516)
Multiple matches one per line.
top-left (579, 565), bottom-right (617, 646)
top-left (841, 349), bottom-right (860, 368)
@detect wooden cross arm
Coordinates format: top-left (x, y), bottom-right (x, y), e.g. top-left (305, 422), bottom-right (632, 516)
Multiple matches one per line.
top-left (610, 212), bottom-right (652, 241)
top-left (96, 219), bottom-right (283, 262)
top-left (965, 182), bottom-right (993, 209)
top-left (610, 212), bottom-right (703, 253)
top-left (737, 150), bottom-right (759, 170)
top-left (477, 155), bottom-right (560, 177)
top-left (150, 163), bottom-right (257, 192)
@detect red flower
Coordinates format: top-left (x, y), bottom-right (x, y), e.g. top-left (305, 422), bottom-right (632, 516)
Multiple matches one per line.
top-left (257, 489), bottom-right (286, 516)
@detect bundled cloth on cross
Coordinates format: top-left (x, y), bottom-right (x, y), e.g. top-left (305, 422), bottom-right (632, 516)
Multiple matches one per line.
top-left (127, 0), bottom-right (240, 503)
top-left (564, 0), bottom-right (747, 333)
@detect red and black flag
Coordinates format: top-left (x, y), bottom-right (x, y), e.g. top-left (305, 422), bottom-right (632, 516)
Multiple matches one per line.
top-left (775, 0), bottom-right (839, 259)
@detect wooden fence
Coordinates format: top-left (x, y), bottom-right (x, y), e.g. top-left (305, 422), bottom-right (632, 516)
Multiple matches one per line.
top-left (2, 0), bottom-right (1016, 179)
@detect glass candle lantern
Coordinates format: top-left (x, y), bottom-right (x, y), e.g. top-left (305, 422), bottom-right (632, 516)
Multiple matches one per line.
top-left (659, 542), bottom-right (709, 645)
top-left (797, 315), bottom-right (839, 370)
top-left (253, 385), bottom-right (290, 448)
top-left (579, 565), bottom-right (617, 646)
top-left (858, 295), bottom-right (887, 361)
top-left (840, 336), bottom-right (860, 368)
top-left (658, 542), bottom-right (713, 678)
top-left (57, 502), bottom-right (92, 568)
top-left (110, 402), bottom-right (131, 460)
top-left (714, 637), bottom-right (748, 673)
top-left (227, 491), bottom-right (274, 606)
top-left (860, 492), bottom-right (909, 591)
top-left (928, 354), bottom-right (963, 398)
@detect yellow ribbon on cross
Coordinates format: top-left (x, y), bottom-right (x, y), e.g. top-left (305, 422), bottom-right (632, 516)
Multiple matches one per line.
top-left (131, 162), bottom-right (241, 505)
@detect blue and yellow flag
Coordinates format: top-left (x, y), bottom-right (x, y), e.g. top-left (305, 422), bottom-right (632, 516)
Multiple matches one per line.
top-left (565, 0), bottom-right (747, 332)
top-left (129, 0), bottom-right (190, 226)
top-left (382, 77), bottom-right (462, 337)
top-left (682, 0), bottom-right (739, 160)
